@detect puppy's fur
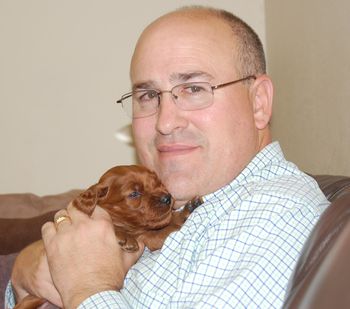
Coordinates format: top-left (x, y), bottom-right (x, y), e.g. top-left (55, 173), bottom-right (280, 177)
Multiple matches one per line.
top-left (14, 165), bottom-right (202, 309)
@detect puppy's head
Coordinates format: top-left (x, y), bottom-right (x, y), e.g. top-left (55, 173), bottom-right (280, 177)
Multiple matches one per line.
top-left (73, 165), bottom-right (174, 233)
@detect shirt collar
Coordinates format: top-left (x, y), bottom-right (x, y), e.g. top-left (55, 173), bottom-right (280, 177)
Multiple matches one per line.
top-left (203, 141), bottom-right (284, 203)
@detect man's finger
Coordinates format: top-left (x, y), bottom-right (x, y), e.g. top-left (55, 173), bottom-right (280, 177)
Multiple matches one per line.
top-left (67, 202), bottom-right (90, 220)
top-left (41, 221), bottom-right (56, 246)
top-left (53, 209), bottom-right (72, 230)
top-left (91, 205), bottom-right (112, 221)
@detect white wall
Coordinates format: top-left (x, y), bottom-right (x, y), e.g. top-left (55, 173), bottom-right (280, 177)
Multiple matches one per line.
top-left (266, 0), bottom-right (350, 176)
top-left (0, 0), bottom-right (266, 195)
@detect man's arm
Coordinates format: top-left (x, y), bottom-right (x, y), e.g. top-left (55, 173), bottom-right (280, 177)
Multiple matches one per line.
top-left (8, 239), bottom-right (62, 308)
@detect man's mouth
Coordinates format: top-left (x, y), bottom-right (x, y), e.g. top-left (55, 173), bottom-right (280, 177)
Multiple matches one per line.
top-left (157, 144), bottom-right (199, 156)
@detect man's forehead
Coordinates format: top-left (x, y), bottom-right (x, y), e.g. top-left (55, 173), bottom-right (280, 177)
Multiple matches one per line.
top-left (130, 13), bottom-right (237, 89)
top-left (131, 11), bottom-right (231, 63)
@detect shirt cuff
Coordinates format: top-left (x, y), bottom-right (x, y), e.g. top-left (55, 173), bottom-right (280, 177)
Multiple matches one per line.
top-left (4, 280), bottom-right (16, 309)
top-left (78, 290), bottom-right (131, 309)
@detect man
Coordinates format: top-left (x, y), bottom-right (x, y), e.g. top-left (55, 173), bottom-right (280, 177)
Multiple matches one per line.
top-left (6, 6), bottom-right (329, 308)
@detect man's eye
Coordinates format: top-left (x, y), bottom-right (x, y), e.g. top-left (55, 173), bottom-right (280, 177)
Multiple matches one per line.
top-left (137, 90), bottom-right (158, 102)
top-left (128, 191), bottom-right (142, 199)
top-left (183, 84), bottom-right (206, 94)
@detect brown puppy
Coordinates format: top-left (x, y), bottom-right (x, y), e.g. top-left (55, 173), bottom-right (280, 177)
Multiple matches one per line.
top-left (14, 165), bottom-right (202, 309)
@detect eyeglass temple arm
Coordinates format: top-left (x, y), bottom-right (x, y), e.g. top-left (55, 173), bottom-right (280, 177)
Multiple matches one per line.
top-left (116, 93), bottom-right (133, 104)
top-left (212, 75), bottom-right (256, 90)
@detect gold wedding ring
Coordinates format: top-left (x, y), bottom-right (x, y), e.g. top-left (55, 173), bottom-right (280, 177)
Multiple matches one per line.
top-left (54, 215), bottom-right (71, 228)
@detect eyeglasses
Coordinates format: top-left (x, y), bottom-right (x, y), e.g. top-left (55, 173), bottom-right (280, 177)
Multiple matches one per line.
top-left (116, 75), bottom-right (256, 119)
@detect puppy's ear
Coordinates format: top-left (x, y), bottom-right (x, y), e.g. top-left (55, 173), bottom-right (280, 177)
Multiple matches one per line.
top-left (72, 184), bottom-right (109, 216)
top-left (96, 185), bottom-right (109, 199)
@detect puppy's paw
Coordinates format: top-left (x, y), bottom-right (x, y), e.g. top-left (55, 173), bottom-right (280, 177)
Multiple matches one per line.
top-left (118, 237), bottom-right (139, 252)
top-left (14, 295), bottom-right (46, 309)
top-left (185, 196), bottom-right (203, 213)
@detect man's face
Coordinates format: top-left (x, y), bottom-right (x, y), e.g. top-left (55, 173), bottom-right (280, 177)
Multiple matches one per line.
top-left (130, 14), bottom-right (261, 206)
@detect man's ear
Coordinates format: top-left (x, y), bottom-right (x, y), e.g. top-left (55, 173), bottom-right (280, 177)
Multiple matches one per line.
top-left (250, 75), bottom-right (273, 130)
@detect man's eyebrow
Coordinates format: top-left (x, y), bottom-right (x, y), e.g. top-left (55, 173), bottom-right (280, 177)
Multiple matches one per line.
top-left (132, 71), bottom-right (214, 91)
top-left (132, 81), bottom-right (158, 91)
top-left (169, 71), bottom-right (214, 83)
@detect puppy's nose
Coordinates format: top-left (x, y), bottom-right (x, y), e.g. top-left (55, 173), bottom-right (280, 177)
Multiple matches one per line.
top-left (159, 194), bottom-right (172, 206)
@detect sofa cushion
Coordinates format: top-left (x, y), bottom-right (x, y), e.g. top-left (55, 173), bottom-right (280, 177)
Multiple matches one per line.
top-left (0, 190), bottom-right (82, 308)
top-left (0, 190), bottom-right (82, 255)
top-left (0, 211), bottom-right (57, 255)
top-left (0, 190), bottom-right (82, 219)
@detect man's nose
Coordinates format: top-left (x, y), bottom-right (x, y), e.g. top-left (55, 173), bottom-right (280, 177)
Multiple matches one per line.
top-left (155, 92), bottom-right (188, 135)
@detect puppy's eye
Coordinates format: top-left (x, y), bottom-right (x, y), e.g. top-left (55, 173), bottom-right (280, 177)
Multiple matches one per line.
top-left (128, 191), bottom-right (142, 199)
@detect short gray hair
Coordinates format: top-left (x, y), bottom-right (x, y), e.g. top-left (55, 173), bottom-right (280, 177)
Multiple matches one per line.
top-left (176, 6), bottom-right (266, 77)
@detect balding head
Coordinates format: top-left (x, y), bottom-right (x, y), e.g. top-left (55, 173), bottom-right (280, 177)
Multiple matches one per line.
top-left (132, 6), bottom-right (266, 80)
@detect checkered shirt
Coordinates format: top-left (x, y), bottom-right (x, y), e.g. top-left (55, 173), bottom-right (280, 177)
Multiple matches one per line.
top-left (5, 142), bottom-right (329, 308)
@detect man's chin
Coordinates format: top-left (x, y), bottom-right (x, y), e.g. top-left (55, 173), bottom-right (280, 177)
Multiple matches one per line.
top-left (162, 175), bottom-right (196, 204)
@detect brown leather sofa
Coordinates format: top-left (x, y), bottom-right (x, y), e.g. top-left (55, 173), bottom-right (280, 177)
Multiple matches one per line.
top-left (1, 175), bottom-right (350, 308)
top-left (283, 175), bottom-right (350, 308)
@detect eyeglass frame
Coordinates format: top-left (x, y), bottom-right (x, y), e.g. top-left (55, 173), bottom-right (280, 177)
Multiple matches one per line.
top-left (116, 75), bottom-right (256, 119)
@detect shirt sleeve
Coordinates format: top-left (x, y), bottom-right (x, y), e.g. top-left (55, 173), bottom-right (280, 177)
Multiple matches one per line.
top-left (78, 290), bottom-right (131, 309)
top-left (4, 281), bottom-right (16, 309)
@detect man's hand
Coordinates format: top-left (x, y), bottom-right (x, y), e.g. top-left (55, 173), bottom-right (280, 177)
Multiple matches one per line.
top-left (42, 203), bottom-right (144, 309)
top-left (11, 239), bottom-right (62, 307)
